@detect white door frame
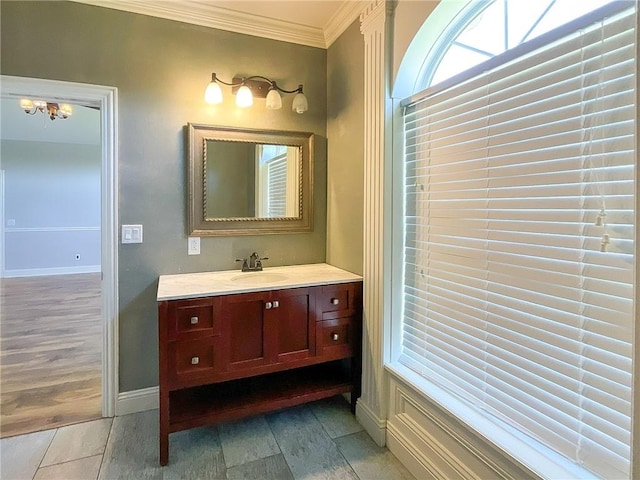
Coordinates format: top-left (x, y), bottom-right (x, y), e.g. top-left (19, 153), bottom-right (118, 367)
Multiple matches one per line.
top-left (0, 170), bottom-right (5, 276)
top-left (0, 75), bottom-right (119, 417)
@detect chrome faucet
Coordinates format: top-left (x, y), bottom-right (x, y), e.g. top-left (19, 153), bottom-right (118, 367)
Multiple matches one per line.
top-left (236, 252), bottom-right (268, 272)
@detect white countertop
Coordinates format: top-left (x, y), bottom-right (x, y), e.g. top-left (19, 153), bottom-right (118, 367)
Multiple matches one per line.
top-left (157, 263), bottom-right (363, 301)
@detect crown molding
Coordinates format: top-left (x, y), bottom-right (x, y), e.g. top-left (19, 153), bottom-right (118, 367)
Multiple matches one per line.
top-left (71, 0), bottom-right (364, 49)
top-left (324, 1), bottom-right (368, 47)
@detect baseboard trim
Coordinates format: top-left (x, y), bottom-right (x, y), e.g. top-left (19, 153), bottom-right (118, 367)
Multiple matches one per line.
top-left (355, 398), bottom-right (387, 447)
top-left (387, 421), bottom-right (440, 480)
top-left (116, 386), bottom-right (158, 416)
top-left (2, 265), bottom-right (101, 278)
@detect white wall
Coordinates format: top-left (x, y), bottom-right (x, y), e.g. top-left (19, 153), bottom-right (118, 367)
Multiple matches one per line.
top-left (1, 102), bottom-right (101, 277)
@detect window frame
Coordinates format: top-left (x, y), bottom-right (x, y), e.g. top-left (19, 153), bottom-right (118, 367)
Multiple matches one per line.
top-left (387, 2), bottom-right (637, 478)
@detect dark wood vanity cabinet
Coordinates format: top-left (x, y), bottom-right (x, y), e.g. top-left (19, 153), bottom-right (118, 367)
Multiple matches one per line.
top-left (221, 287), bottom-right (315, 371)
top-left (157, 281), bottom-right (362, 466)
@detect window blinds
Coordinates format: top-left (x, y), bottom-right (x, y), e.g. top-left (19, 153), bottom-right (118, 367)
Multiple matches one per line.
top-left (401, 6), bottom-right (635, 479)
top-left (267, 154), bottom-right (287, 217)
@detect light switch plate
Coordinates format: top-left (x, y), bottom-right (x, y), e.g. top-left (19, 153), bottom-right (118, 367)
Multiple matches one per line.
top-left (122, 224), bottom-right (143, 244)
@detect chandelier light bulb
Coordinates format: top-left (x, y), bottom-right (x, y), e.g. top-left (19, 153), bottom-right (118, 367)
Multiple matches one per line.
top-left (205, 80), bottom-right (223, 104)
top-left (20, 98), bottom-right (34, 113)
top-left (235, 85), bottom-right (253, 108)
top-left (59, 104), bottom-right (73, 118)
top-left (265, 87), bottom-right (282, 110)
top-left (292, 87), bottom-right (308, 114)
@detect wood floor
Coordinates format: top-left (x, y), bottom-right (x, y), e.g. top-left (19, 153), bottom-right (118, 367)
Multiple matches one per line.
top-left (0, 273), bottom-right (102, 438)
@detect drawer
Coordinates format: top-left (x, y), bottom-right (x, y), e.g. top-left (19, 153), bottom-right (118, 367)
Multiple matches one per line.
top-left (167, 297), bottom-right (220, 340)
top-left (316, 317), bottom-right (356, 359)
top-left (317, 283), bottom-right (359, 319)
top-left (168, 337), bottom-right (220, 384)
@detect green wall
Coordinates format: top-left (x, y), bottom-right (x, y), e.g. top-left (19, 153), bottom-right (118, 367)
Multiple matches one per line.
top-left (326, 20), bottom-right (364, 275)
top-left (1, 1), bottom-right (328, 392)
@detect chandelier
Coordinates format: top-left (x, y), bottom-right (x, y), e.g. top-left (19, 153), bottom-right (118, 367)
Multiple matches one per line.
top-left (19, 99), bottom-right (73, 120)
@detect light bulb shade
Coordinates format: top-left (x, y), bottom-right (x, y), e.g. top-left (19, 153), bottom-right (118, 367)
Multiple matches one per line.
top-left (59, 104), bottom-right (73, 118)
top-left (236, 85), bottom-right (253, 108)
top-left (265, 88), bottom-right (282, 110)
top-left (19, 99), bottom-right (34, 112)
top-left (292, 92), bottom-right (308, 114)
top-left (205, 81), bottom-right (223, 104)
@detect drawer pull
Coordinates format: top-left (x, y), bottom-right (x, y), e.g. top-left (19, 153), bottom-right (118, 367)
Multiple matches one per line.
top-left (272, 300), bottom-right (279, 308)
top-left (191, 356), bottom-right (200, 365)
top-left (190, 316), bottom-right (199, 325)
top-left (265, 302), bottom-right (273, 310)
top-left (331, 298), bottom-right (340, 305)
top-left (331, 333), bottom-right (339, 341)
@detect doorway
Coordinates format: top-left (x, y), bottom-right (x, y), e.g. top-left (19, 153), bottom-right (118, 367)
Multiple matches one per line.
top-left (0, 76), bottom-right (118, 436)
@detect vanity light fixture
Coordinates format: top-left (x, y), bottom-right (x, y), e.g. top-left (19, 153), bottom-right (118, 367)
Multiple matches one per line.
top-left (19, 98), bottom-right (73, 120)
top-left (204, 73), bottom-right (308, 114)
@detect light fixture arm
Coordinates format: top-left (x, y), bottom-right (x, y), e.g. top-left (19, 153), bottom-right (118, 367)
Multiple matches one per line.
top-left (270, 81), bottom-right (303, 95)
top-left (209, 72), bottom-right (243, 87)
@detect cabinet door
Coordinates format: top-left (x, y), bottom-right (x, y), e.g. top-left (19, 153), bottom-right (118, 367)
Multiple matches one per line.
top-left (220, 291), bottom-right (276, 371)
top-left (273, 288), bottom-right (315, 362)
top-left (219, 288), bottom-right (315, 372)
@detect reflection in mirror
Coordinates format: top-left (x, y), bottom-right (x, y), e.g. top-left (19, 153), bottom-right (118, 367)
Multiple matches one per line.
top-left (204, 141), bottom-right (300, 219)
top-left (187, 124), bottom-right (314, 236)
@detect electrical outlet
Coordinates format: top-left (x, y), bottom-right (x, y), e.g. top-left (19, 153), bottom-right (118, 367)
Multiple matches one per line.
top-left (188, 236), bottom-right (200, 255)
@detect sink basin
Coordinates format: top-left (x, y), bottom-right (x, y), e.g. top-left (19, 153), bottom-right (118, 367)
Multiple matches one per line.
top-left (229, 272), bottom-right (289, 285)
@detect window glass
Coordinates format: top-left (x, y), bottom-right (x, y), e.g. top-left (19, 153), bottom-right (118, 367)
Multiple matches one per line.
top-left (426, 0), bottom-right (615, 88)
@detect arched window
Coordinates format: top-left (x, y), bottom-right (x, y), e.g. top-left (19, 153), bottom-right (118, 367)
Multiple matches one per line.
top-left (395, 2), bottom-right (636, 478)
top-left (420, 0), bottom-right (614, 88)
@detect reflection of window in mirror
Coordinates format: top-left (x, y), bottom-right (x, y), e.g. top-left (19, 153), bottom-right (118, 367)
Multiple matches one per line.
top-left (256, 145), bottom-right (300, 218)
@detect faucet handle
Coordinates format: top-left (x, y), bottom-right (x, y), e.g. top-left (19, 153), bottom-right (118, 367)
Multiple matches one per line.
top-left (254, 255), bottom-right (268, 271)
top-left (235, 258), bottom-right (249, 272)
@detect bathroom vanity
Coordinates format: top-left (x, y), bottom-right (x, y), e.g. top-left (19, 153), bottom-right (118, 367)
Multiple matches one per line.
top-left (156, 263), bottom-right (363, 465)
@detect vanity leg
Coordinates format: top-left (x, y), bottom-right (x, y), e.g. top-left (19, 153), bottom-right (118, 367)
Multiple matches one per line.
top-left (159, 393), bottom-right (169, 466)
top-left (350, 355), bottom-right (362, 414)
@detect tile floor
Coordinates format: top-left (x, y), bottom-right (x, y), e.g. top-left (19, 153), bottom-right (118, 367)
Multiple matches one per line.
top-left (0, 396), bottom-right (414, 480)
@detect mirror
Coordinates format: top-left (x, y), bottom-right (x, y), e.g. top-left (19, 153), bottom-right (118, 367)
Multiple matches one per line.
top-left (187, 124), bottom-right (314, 236)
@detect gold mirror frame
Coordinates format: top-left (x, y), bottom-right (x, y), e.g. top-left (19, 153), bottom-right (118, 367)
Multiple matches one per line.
top-left (187, 123), bottom-right (314, 236)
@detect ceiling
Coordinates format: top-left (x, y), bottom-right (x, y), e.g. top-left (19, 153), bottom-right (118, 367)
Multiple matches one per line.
top-left (71, 0), bottom-right (369, 48)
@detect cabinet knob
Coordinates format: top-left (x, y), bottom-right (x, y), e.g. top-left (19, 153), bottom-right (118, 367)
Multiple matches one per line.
top-left (265, 302), bottom-right (273, 310)
top-left (272, 300), bottom-right (279, 308)
top-left (190, 316), bottom-right (199, 325)
top-left (331, 333), bottom-right (339, 341)
top-left (191, 356), bottom-right (200, 365)
top-left (331, 298), bottom-right (340, 305)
